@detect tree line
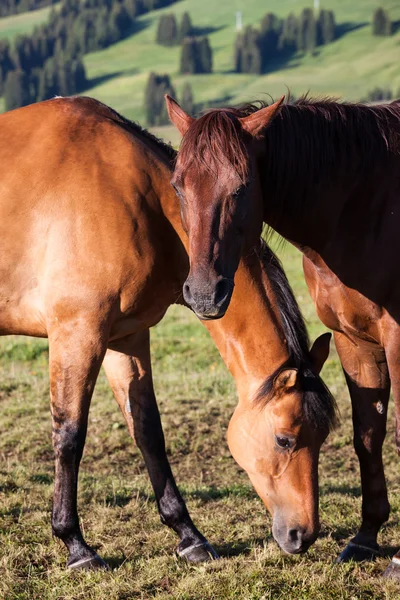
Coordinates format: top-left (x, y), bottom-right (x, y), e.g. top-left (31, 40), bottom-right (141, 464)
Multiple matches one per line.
top-left (1, 0), bottom-right (178, 111)
top-left (235, 8), bottom-right (337, 74)
top-left (0, 0), bottom-right (59, 18)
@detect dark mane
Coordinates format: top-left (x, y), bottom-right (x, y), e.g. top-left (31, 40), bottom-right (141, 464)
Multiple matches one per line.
top-left (257, 241), bottom-right (338, 432)
top-left (263, 96), bottom-right (400, 227)
top-left (179, 95), bottom-right (400, 226)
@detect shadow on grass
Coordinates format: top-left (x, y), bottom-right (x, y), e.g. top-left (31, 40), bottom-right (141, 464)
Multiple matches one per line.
top-left (393, 20), bottom-right (400, 34)
top-left (193, 25), bottom-right (225, 37)
top-left (87, 68), bottom-right (139, 90)
top-left (321, 484), bottom-right (362, 497)
top-left (336, 21), bottom-right (368, 39)
top-left (104, 555), bottom-right (128, 570)
top-left (215, 538), bottom-right (268, 558)
top-left (184, 484), bottom-right (256, 501)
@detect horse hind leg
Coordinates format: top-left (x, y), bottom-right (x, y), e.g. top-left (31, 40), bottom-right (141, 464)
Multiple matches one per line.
top-left (49, 318), bottom-right (109, 570)
top-left (381, 340), bottom-right (400, 579)
top-left (334, 332), bottom-right (390, 564)
top-left (102, 331), bottom-right (219, 563)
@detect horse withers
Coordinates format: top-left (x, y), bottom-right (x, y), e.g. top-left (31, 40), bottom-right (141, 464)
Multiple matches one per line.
top-left (166, 93), bottom-right (400, 577)
top-left (0, 96), bottom-right (335, 569)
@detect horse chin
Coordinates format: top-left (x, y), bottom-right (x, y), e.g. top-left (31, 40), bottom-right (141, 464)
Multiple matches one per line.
top-left (194, 309), bottom-right (227, 321)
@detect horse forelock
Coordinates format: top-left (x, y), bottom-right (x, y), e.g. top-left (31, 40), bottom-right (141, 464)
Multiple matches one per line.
top-left (178, 108), bottom-right (251, 183)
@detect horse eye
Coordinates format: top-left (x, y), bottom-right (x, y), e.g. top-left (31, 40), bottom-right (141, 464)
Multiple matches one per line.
top-left (232, 186), bottom-right (243, 197)
top-left (172, 183), bottom-right (183, 200)
top-left (275, 435), bottom-right (292, 449)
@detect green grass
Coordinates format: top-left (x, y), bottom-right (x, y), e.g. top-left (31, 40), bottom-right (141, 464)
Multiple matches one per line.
top-left (1, 241), bottom-right (399, 599)
top-left (0, 6), bottom-right (53, 41)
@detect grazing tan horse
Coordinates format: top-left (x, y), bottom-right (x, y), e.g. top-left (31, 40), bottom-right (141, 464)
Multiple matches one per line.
top-left (166, 93), bottom-right (400, 577)
top-left (0, 96), bottom-right (336, 570)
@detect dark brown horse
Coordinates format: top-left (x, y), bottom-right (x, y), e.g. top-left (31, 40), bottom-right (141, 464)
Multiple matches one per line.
top-left (166, 94), bottom-right (400, 577)
top-left (0, 96), bottom-right (335, 570)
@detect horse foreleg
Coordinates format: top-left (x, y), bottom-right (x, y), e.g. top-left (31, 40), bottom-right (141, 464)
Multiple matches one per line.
top-left (103, 331), bottom-right (219, 563)
top-left (49, 319), bottom-right (108, 570)
top-left (334, 332), bottom-right (390, 563)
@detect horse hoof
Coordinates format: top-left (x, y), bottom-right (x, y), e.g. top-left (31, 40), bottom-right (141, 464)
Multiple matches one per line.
top-left (336, 541), bottom-right (380, 563)
top-left (67, 552), bottom-right (109, 571)
top-left (177, 541), bottom-right (219, 563)
top-left (383, 558), bottom-right (400, 579)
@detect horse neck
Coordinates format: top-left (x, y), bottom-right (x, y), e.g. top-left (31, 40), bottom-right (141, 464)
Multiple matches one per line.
top-left (257, 102), bottom-right (392, 249)
top-left (203, 252), bottom-right (290, 403)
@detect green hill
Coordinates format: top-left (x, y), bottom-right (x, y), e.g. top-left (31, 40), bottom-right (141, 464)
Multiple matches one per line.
top-left (0, 0), bottom-right (400, 144)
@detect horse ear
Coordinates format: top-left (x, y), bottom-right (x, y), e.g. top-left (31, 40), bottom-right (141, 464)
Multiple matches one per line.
top-left (273, 368), bottom-right (298, 392)
top-left (165, 95), bottom-right (194, 137)
top-left (309, 332), bottom-right (331, 374)
top-left (239, 96), bottom-right (285, 137)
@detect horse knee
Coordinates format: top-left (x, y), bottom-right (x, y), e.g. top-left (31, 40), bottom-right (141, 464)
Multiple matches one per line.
top-left (52, 421), bottom-right (86, 462)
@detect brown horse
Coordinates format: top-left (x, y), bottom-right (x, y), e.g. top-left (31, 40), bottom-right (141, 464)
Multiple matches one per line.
top-left (0, 96), bottom-right (335, 570)
top-left (166, 93), bottom-right (400, 577)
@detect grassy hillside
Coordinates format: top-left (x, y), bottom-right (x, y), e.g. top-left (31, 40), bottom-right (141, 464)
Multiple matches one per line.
top-left (0, 1), bottom-right (399, 145)
top-left (0, 5), bottom-right (52, 40)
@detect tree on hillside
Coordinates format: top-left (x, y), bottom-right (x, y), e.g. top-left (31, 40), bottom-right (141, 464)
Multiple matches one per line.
top-left (181, 81), bottom-right (194, 115)
top-left (4, 69), bottom-right (32, 111)
top-left (180, 37), bottom-right (213, 74)
top-left (198, 36), bottom-right (212, 73)
top-left (278, 13), bottom-right (298, 55)
top-left (372, 8), bottom-right (392, 36)
top-left (235, 26), bottom-right (262, 74)
top-left (179, 12), bottom-right (194, 42)
top-left (180, 37), bottom-right (198, 74)
top-left (144, 72), bottom-right (176, 125)
top-left (156, 14), bottom-right (178, 46)
top-left (297, 8), bottom-right (317, 53)
top-left (317, 10), bottom-right (336, 45)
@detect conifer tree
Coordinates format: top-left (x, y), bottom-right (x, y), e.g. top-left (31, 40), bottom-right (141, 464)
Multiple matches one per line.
top-left (372, 8), bottom-right (392, 36)
top-left (179, 12), bottom-right (193, 42)
top-left (181, 81), bottom-right (194, 115)
top-left (4, 69), bottom-right (32, 110)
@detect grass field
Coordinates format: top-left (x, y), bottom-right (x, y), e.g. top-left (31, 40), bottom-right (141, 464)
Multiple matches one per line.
top-left (1, 240), bottom-right (400, 599)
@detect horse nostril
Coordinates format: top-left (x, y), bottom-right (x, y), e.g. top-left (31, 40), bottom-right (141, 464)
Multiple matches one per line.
top-left (214, 278), bottom-right (230, 306)
top-left (183, 282), bottom-right (193, 304)
top-left (288, 528), bottom-right (302, 545)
